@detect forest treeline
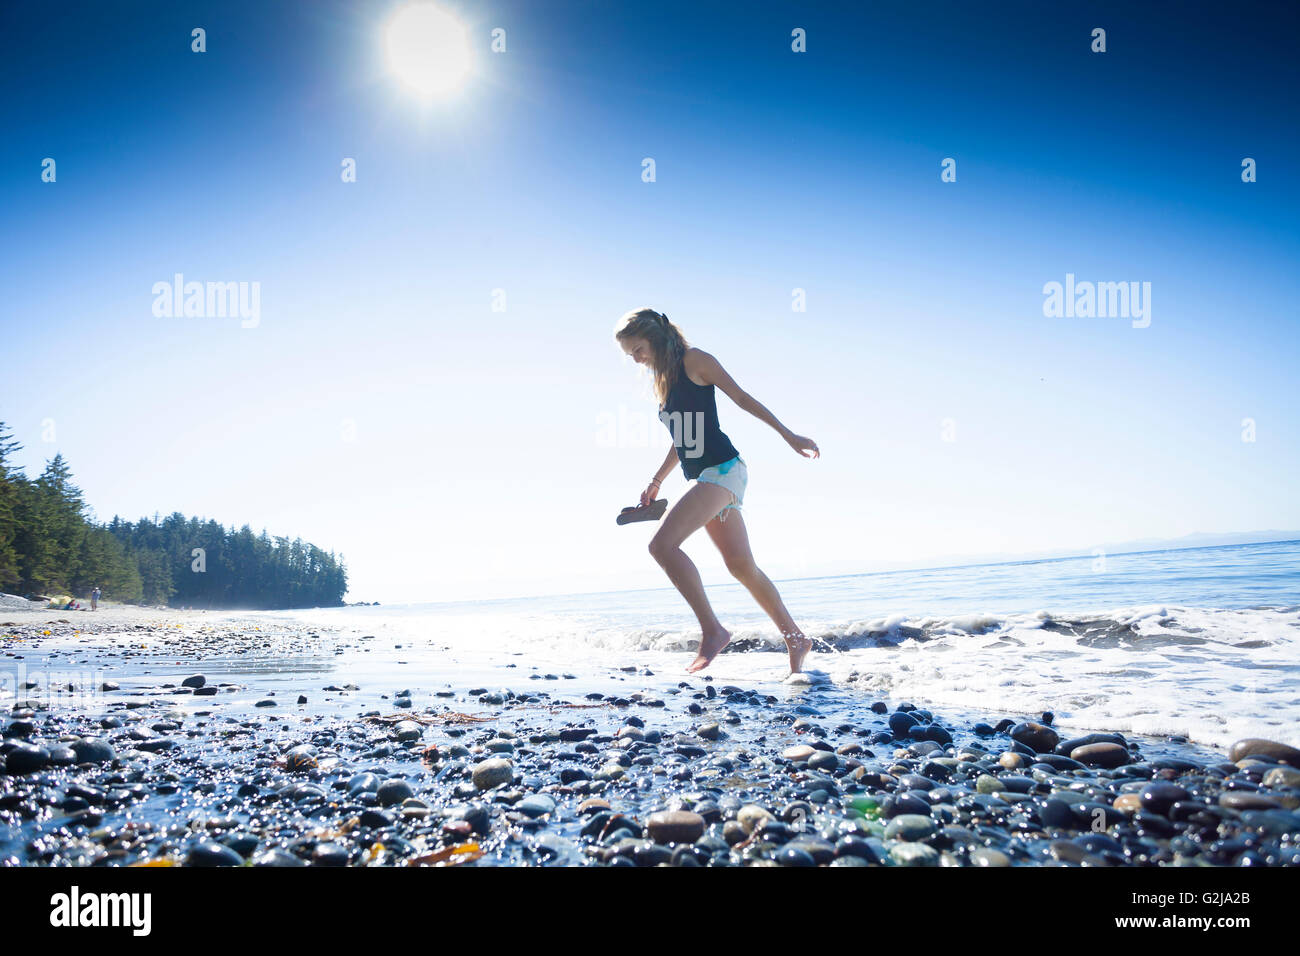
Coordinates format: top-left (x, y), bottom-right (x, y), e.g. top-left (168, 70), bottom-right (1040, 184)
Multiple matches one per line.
top-left (0, 422), bottom-right (347, 608)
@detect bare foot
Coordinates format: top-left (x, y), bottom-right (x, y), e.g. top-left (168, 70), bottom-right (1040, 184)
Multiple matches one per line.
top-left (687, 626), bottom-right (731, 673)
top-left (785, 634), bottom-right (813, 673)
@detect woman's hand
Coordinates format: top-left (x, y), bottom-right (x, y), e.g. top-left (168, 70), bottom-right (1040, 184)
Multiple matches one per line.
top-left (640, 482), bottom-right (661, 507)
top-left (785, 432), bottom-right (820, 458)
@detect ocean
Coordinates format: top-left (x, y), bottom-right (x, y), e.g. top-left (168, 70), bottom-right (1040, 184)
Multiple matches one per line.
top-left (259, 539), bottom-right (1300, 753)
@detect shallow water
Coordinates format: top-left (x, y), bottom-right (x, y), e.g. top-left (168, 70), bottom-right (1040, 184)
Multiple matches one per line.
top-left (220, 540), bottom-right (1300, 752)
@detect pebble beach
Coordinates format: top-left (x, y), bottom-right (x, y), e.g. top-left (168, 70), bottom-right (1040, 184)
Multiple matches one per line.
top-left (2, 602), bottom-right (1298, 868)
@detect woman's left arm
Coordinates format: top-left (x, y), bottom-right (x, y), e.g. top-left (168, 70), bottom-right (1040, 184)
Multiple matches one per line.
top-left (692, 350), bottom-right (820, 459)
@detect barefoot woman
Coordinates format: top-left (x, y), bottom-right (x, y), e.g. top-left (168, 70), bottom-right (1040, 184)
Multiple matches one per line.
top-left (615, 308), bottom-right (820, 675)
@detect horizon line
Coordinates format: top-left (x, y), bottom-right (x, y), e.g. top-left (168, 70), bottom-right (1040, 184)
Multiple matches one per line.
top-left (362, 533), bottom-right (1300, 610)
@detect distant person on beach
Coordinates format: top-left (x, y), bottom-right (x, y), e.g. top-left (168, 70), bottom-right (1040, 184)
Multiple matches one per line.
top-left (615, 308), bottom-right (820, 675)
top-left (92, 586), bottom-right (100, 610)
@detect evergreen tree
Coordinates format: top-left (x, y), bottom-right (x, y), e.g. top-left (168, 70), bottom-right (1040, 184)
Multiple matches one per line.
top-left (0, 433), bottom-right (347, 608)
top-left (0, 423), bottom-right (24, 590)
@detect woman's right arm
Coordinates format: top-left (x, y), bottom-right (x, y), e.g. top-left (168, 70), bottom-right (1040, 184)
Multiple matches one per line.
top-left (641, 446), bottom-right (678, 506)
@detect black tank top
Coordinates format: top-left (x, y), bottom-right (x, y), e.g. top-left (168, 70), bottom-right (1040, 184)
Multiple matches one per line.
top-left (658, 352), bottom-right (740, 480)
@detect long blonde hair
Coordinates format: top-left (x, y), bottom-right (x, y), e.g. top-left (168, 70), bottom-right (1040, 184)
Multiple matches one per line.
top-left (614, 307), bottom-right (689, 406)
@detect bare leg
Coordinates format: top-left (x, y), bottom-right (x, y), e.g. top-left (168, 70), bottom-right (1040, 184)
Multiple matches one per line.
top-left (705, 509), bottom-right (812, 673)
top-left (647, 481), bottom-right (737, 673)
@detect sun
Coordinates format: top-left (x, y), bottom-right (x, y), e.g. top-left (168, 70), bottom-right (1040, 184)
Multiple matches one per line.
top-left (384, 3), bottom-right (471, 97)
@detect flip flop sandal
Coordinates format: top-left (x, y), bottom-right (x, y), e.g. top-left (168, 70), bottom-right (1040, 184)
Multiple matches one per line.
top-left (616, 498), bottom-right (668, 525)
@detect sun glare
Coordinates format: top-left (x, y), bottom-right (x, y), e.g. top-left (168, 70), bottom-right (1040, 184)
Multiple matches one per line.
top-left (384, 3), bottom-right (471, 97)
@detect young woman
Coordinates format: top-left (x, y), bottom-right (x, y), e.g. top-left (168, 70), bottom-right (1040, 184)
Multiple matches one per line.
top-left (615, 307), bottom-right (820, 676)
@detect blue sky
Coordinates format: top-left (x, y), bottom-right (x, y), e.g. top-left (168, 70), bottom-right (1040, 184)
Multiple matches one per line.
top-left (2, 1), bottom-right (1297, 602)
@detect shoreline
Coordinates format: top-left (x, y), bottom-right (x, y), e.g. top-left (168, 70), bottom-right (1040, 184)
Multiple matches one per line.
top-left (2, 606), bottom-right (1298, 866)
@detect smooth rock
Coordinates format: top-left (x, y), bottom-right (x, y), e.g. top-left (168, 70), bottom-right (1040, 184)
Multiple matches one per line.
top-left (472, 758), bottom-right (514, 790)
top-left (393, 721), bottom-right (423, 742)
top-left (517, 794), bottom-right (556, 818)
top-left (889, 842), bottom-right (939, 866)
top-left (70, 737), bottom-right (115, 764)
top-left (1113, 793), bottom-right (1142, 813)
top-left (1070, 742), bottom-right (1130, 768)
top-left (647, 810), bottom-right (706, 844)
top-left (1263, 766), bottom-right (1300, 789)
top-left (737, 804), bottom-right (775, 835)
top-left (885, 814), bottom-right (936, 842)
top-left (1229, 738), bottom-right (1300, 768)
top-left (1139, 782), bottom-right (1190, 817)
top-left (1010, 721), bottom-right (1059, 754)
top-left (377, 779), bottom-right (414, 807)
top-left (1219, 791), bottom-right (1285, 811)
top-left (807, 751), bottom-right (839, 772)
top-left (187, 841), bottom-right (244, 866)
top-left (4, 742), bottom-right (49, 774)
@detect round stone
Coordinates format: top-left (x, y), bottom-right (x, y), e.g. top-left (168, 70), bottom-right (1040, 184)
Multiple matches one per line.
top-left (889, 842), bottom-right (939, 866)
top-left (1049, 839), bottom-right (1090, 863)
top-left (1229, 738), bottom-right (1300, 767)
top-left (1219, 791), bottom-right (1284, 811)
top-left (888, 792), bottom-right (933, 817)
top-left (70, 737), bottom-right (115, 764)
top-left (187, 841), bottom-right (244, 866)
top-left (348, 772), bottom-right (380, 795)
top-left (517, 794), bottom-right (556, 818)
top-left (1113, 793), bottom-right (1142, 813)
top-left (311, 842), bottom-right (349, 866)
top-left (884, 813), bottom-right (936, 842)
top-left (1139, 782), bottom-right (1189, 817)
top-left (835, 835), bottom-right (885, 863)
top-left (376, 778), bottom-right (414, 807)
top-left (1038, 798), bottom-right (1076, 829)
top-left (1263, 766), bottom-right (1300, 789)
top-left (775, 846), bottom-right (817, 866)
top-left (737, 804), bottom-right (775, 835)
top-left (996, 775), bottom-right (1035, 794)
top-left (807, 751), bottom-right (839, 771)
top-left (471, 758), bottom-right (514, 790)
top-left (647, 810), bottom-right (706, 844)
top-left (888, 711), bottom-right (920, 737)
top-left (283, 744), bottom-right (317, 772)
top-left (181, 674), bottom-right (206, 688)
top-left (969, 847), bottom-right (1011, 867)
top-left (1070, 742), bottom-right (1130, 768)
top-left (393, 721), bottom-right (423, 742)
top-left (4, 719), bottom-right (35, 738)
top-left (1010, 721), bottom-right (1060, 754)
top-left (4, 742), bottom-right (49, 774)
top-left (360, 809), bottom-right (395, 829)
top-left (782, 745), bottom-right (816, 761)
top-left (252, 849), bottom-right (307, 867)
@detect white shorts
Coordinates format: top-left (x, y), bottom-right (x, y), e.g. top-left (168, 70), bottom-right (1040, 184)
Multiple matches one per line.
top-left (694, 455), bottom-right (746, 523)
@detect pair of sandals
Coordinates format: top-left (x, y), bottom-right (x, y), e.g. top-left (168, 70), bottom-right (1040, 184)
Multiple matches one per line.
top-left (616, 498), bottom-right (667, 525)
